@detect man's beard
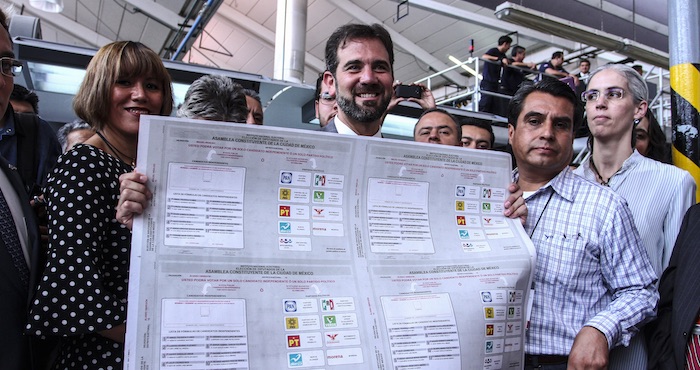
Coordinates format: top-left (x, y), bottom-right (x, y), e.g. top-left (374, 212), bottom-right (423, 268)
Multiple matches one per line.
top-left (336, 87), bottom-right (390, 123)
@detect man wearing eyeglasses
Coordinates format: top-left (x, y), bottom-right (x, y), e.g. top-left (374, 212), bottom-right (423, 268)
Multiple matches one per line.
top-left (314, 74), bottom-right (337, 128)
top-left (508, 78), bottom-right (657, 370)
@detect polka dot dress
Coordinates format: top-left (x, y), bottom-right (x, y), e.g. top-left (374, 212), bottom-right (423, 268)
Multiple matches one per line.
top-left (27, 144), bottom-right (132, 370)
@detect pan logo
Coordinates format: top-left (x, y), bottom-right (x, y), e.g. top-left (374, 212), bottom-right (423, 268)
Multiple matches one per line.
top-left (284, 300), bottom-right (297, 312)
top-left (281, 172), bottom-right (293, 184)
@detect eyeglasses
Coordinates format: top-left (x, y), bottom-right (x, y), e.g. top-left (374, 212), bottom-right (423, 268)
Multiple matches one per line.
top-left (0, 57), bottom-right (22, 77)
top-left (318, 91), bottom-right (336, 106)
top-left (581, 87), bottom-right (625, 103)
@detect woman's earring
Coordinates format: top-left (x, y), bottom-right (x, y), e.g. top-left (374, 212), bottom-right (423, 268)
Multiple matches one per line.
top-left (634, 118), bottom-right (641, 126)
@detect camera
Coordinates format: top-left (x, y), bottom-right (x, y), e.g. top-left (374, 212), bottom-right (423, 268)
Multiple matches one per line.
top-left (395, 84), bottom-right (423, 99)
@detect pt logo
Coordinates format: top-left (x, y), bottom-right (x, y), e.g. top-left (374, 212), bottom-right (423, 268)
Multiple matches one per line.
top-left (287, 335), bottom-right (301, 348)
top-left (284, 300), bottom-right (297, 312)
top-left (482, 202), bottom-right (491, 212)
top-left (485, 324), bottom-right (494, 336)
top-left (289, 353), bottom-right (303, 367)
top-left (279, 205), bottom-right (291, 217)
top-left (456, 216), bottom-right (466, 225)
top-left (321, 299), bottom-right (334, 311)
top-left (279, 188), bottom-right (291, 200)
top-left (313, 191), bottom-right (325, 202)
top-left (286, 317), bottom-right (299, 329)
top-left (281, 172), bottom-right (293, 184)
top-left (455, 200), bottom-right (464, 211)
top-left (324, 315), bottom-right (337, 327)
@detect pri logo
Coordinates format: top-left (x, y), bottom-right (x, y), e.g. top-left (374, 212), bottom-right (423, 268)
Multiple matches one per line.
top-left (508, 291), bottom-right (517, 303)
top-left (323, 315), bottom-right (337, 327)
top-left (281, 172), bottom-right (293, 184)
top-left (455, 200), bottom-right (464, 211)
top-left (286, 317), bottom-right (299, 329)
top-left (287, 335), bottom-right (301, 348)
top-left (315, 174), bottom-right (326, 186)
top-left (279, 222), bottom-right (292, 233)
top-left (456, 215), bottom-right (466, 225)
top-left (284, 300), bottom-right (297, 312)
top-left (321, 299), bottom-right (335, 311)
top-left (456, 185), bottom-right (466, 197)
top-left (289, 353), bottom-right (303, 367)
top-left (279, 188), bottom-right (291, 200)
top-left (279, 205), bottom-right (291, 217)
top-left (483, 188), bottom-right (492, 199)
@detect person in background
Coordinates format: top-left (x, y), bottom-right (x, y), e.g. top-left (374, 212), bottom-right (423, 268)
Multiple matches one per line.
top-left (243, 88), bottom-right (263, 125)
top-left (177, 74), bottom-right (248, 123)
top-left (461, 120), bottom-right (494, 149)
top-left (575, 59), bottom-right (592, 96)
top-left (479, 35), bottom-right (512, 114)
top-left (26, 41), bottom-right (174, 370)
top-left (10, 84), bottom-right (39, 114)
top-left (413, 108), bottom-right (460, 146)
top-left (56, 119), bottom-right (93, 152)
top-left (538, 51), bottom-right (580, 90)
top-left (635, 109), bottom-right (670, 163)
top-left (574, 64), bottom-right (695, 369)
top-left (314, 74), bottom-right (337, 128)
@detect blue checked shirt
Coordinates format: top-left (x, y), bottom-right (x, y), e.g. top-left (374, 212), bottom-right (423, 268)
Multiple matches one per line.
top-left (516, 167), bottom-right (658, 355)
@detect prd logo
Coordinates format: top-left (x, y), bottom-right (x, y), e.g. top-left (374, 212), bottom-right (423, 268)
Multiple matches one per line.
top-left (280, 188), bottom-right (291, 200)
top-left (484, 307), bottom-right (495, 319)
top-left (286, 317), bottom-right (299, 329)
top-left (324, 315), bottom-right (337, 327)
top-left (455, 200), bottom-right (464, 211)
top-left (314, 191), bottom-right (324, 202)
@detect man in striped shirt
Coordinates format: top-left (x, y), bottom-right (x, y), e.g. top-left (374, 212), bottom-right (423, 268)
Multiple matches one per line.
top-left (507, 79), bottom-right (658, 369)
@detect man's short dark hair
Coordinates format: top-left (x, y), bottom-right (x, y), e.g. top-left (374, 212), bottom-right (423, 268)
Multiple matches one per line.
top-left (414, 108), bottom-right (458, 135)
top-left (176, 74), bottom-right (247, 122)
top-left (242, 88), bottom-right (261, 104)
top-left (314, 74), bottom-right (324, 102)
top-left (551, 51), bottom-right (564, 60)
top-left (461, 119), bottom-right (495, 148)
top-left (579, 58), bottom-right (590, 66)
top-left (511, 45), bottom-right (526, 57)
top-left (10, 84), bottom-right (39, 113)
top-left (325, 23), bottom-right (394, 76)
top-left (498, 35), bottom-right (513, 46)
top-left (507, 79), bottom-right (584, 131)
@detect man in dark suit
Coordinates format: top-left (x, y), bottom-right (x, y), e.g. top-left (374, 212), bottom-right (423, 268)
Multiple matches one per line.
top-left (647, 204), bottom-right (700, 369)
top-left (0, 155), bottom-right (43, 370)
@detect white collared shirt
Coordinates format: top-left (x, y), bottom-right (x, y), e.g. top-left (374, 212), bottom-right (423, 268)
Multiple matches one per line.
top-left (334, 116), bottom-right (382, 137)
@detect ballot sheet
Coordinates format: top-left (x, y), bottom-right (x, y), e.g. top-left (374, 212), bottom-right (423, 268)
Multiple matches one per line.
top-left (125, 116), bottom-right (536, 370)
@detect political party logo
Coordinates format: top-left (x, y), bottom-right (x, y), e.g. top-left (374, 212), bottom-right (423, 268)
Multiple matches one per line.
top-left (281, 172), bottom-right (293, 184)
top-left (483, 217), bottom-right (492, 225)
top-left (485, 340), bottom-right (494, 353)
top-left (508, 291), bottom-right (517, 303)
top-left (507, 307), bottom-right (515, 318)
top-left (507, 323), bottom-right (514, 334)
top-left (279, 205), bottom-right (291, 217)
top-left (279, 238), bottom-right (293, 245)
top-left (455, 201), bottom-right (464, 211)
top-left (483, 188), bottom-right (492, 199)
top-left (280, 188), bottom-right (291, 200)
top-left (315, 174), bottom-right (326, 186)
top-left (458, 229), bottom-right (470, 240)
top-left (314, 191), bottom-right (324, 202)
top-left (482, 202), bottom-right (491, 212)
top-left (314, 208), bottom-right (324, 216)
top-left (289, 353), bottom-right (302, 367)
top-left (287, 335), bottom-right (301, 348)
top-left (286, 317), bottom-right (299, 329)
top-left (456, 185), bottom-right (466, 197)
top-left (279, 222), bottom-right (291, 233)
top-left (326, 333), bottom-right (339, 342)
top-left (324, 315), bottom-right (337, 327)
top-left (456, 215), bottom-right (466, 225)
top-left (321, 299), bottom-right (334, 311)
top-left (481, 291), bottom-right (492, 302)
top-left (485, 324), bottom-right (494, 336)
top-left (484, 307), bottom-right (494, 319)
top-left (284, 300), bottom-right (297, 312)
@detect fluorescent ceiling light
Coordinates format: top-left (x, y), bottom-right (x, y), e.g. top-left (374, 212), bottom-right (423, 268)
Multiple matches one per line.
top-left (495, 2), bottom-right (669, 68)
top-left (29, 0), bottom-right (64, 13)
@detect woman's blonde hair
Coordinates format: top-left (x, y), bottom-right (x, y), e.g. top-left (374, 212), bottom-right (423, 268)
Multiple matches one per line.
top-left (73, 41), bottom-right (173, 130)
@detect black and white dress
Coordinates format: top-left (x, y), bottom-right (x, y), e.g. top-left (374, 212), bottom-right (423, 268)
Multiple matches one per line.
top-left (27, 144), bottom-right (132, 370)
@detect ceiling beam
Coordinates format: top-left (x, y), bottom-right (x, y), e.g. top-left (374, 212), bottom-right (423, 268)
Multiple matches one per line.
top-left (8, 0), bottom-right (111, 47)
top-left (124, 0), bottom-right (186, 30)
top-left (215, 6), bottom-right (326, 74)
top-left (396, 0), bottom-right (576, 50)
top-left (328, 0), bottom-right (467, 86)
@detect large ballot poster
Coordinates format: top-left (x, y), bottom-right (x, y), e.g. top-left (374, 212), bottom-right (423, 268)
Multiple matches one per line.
top-left (125, 116), bottom-right (536, 370)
